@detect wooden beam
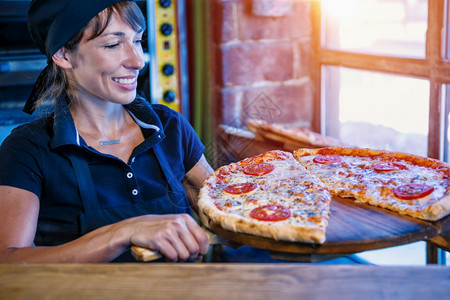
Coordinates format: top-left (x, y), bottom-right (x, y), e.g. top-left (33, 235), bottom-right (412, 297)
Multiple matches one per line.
top-left (427, 0), bottom-right (445, 160)
top-left (319, 50), bottom-right (430, 79)
top-left (310, 0), bottom-right (322, 133)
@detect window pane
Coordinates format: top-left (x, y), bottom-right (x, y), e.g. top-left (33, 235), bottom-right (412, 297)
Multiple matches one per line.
top-left (322, 0), bottom-right (428, 58)
top-left (357, 241), bottom-right (426, 266)
top-left (323, 67), bottom-right (430, 157)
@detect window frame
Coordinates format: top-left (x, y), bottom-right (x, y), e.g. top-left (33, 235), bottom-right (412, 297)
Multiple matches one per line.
top-left (311, 0), bottom-right (447, 160)
top-left (310, 0), bottom-right (449, 264)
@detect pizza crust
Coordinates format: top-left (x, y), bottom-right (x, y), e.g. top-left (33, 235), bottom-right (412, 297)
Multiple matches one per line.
top-left (422, 194), bottom-right (450, 221)
top-left (198, 184), bottom-right (326, 243)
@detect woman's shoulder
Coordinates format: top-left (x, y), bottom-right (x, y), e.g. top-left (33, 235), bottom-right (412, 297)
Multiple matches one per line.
top-left (151, 103), bottom-right (182, 118)
top-left (150, 104), bottom-right (189, 129)
top-left (127, 98), bottom-right (183, 124)
top-left (2, 114), bottom-right (53, 147)
top-left (11, 114), bottom-right (52, 134)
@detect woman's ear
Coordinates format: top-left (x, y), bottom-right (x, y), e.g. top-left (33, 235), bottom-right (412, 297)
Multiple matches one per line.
top-left (52, 48), bottom-right (73, 69)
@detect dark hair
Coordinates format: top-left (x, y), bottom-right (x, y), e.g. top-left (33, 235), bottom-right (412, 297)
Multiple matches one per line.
top-left (36, 1), bottom-right (146, 110)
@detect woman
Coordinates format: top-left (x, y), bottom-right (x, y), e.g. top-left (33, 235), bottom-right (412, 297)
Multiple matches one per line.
top-left (0, 0), bottom-right (212, 263)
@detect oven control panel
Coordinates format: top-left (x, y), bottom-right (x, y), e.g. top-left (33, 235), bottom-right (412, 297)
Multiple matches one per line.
top-left (154, 0), bottom-right (181, 112)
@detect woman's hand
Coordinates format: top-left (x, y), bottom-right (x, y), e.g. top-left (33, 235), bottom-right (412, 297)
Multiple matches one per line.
top-left (125, 214), bottom-right (209, 262)
top-left (0, 185), bottom-right (208, 263)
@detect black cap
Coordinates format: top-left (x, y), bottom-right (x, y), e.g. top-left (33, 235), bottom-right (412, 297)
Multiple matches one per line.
top-left (27, 0), bottom-right (134, 59)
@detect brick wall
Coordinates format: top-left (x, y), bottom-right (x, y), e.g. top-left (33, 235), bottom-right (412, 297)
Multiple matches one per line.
top-left (209, 0), bottom-right (314, 130)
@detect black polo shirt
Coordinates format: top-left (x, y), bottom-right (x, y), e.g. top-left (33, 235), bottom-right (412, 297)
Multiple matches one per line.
top-left (0, 97), bottom-right (205, 241)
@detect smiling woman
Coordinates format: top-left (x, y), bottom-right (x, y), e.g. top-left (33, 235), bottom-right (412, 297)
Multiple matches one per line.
top-left (28, 1), bottom-right (146, 115)
top-left (0, 0), bottom-right (213, 264)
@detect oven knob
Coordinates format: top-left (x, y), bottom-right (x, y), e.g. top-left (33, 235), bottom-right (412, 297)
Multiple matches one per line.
top-left (159, 0), bottom-right (172, 8)
top-left (160, 23), bottom-right (173, 36)
top-left (163, 90), bottom-right (176, 103)
top-left (162, 64), bottom-right (175, 76)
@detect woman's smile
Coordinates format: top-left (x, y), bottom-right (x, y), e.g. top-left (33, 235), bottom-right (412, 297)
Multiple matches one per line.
top-left (112, 76), bottom-right (138, 90)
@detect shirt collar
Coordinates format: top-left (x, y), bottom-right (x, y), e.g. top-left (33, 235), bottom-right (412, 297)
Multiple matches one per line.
top-left (50, 95), bottom-right (78, 149)
top-left (125, 97), bottom-right (164, 136)
top-left (50, 96), bottom-right (165, 149)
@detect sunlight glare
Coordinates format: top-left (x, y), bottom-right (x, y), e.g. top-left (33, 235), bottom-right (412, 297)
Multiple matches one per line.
top-left (322, 0), bottom-right (362, 21)
top-left (322, 0), bottom-right (426, 57)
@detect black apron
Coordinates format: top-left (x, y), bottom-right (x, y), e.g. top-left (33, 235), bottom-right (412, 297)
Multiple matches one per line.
top-left (68, 142), bottom-right (190, 262)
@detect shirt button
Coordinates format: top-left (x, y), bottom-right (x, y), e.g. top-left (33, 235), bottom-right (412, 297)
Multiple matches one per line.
top-left (132, 189), bottom-right (139, 196)
top-left (127, 172), bottom-right (133, 179)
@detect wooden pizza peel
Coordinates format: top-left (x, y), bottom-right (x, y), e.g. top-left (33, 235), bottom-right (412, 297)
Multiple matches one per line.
top-left (131, 198), bottom-right (448, 263)
top-left (425, 214), bottom-right (450, 252)
top-left (205, 196), bottom-right (443, 262)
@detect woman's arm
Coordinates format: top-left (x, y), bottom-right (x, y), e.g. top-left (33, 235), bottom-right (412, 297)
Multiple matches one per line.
top-left (0, 186), bottom-right (209, 263)
top-left (182, 155), bottom-right (214, 213)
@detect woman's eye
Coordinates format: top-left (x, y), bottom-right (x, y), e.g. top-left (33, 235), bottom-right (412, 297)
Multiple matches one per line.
top-left (104, 43), bottom-right (119, 49)
top-left (135, 39), bottom-right (144, 45)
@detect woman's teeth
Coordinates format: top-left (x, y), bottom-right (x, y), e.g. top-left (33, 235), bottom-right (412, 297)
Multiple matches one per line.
top-left (113, 77), bottom-right (136, 84)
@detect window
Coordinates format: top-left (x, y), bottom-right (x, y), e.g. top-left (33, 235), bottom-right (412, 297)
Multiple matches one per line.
top-left (323, 66), bottom-right (430, 156)
top-left (314, 0), bottom-right (449, 265)
top-left (322, 0), bottom-right (428, 58)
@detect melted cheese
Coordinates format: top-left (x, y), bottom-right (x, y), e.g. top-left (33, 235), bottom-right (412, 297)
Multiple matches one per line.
top-left (208, 158), bottom-right (331, 227)
top-left (296, 155), bottom-right (448, 212)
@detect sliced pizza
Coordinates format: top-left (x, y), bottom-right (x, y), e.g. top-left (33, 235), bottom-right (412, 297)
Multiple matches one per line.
top-left (198, 150), bottom-right (332, 243)
top-left (293, 147), bottom-right (450, 221)
top-left (198, 147), bottom-right (450, 245)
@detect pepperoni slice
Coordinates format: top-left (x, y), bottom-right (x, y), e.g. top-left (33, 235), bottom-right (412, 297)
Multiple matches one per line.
top-left (374, 162), bottom-right (407, 173)
top-left (243, 163), bottom-right (275, 176)
top-left (393, 184), bottom-right (434, 200)
top-left (223, 183), bottom-right (257, 194)
top-left (250, 204), bottom-right (291, 222)
top-left (313, 155), bottom-right (342, 164)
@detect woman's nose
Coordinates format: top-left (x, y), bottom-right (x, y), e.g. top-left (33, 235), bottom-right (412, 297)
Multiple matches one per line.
top-left (124, 43), bottom-right (145, 70)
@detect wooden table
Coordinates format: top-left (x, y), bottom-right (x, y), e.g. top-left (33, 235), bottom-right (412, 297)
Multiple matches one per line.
top-left (215, 125), bottom-right (450, 262)
top-left (1, 263), bottom-right (450, 299)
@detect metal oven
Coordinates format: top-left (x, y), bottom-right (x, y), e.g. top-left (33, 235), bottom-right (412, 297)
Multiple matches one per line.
top-left (0, 0), bottom-right (189, 143)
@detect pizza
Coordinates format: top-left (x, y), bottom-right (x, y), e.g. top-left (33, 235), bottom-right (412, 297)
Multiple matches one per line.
top-left (246, 118), bottom-right (343, 148)
top-left (198, 147), bottom-right (450, 244)
top-left (293, 147), bottom-right (450, 222)
top-left (198, 150), bottom-right (332, 243)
